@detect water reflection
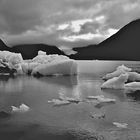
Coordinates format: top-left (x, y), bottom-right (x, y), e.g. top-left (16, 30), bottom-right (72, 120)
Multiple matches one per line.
top-left (126, 90), bottom-right (140, 102)
top-left (0, 62), bottom-right (140, 140)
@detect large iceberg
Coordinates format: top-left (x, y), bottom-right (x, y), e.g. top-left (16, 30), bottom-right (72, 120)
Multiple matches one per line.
top-left (0, 50), bottom-right (78, 76)
top-left (102, 65), bottom-right (131, 80)
top-left (101, 73), bottom-right (128, 89)
top-left (26, 51), bottom-right (77, 76)
top-left (0, 51), bottom-right (23, 75)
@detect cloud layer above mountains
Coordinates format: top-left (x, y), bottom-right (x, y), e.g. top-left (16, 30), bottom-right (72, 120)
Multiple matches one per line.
top-left (0, 0), bottom-right (140, 48)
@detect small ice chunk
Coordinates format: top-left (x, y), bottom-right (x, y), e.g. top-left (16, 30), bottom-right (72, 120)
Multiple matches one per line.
top-left (87, 95), bottom-right (116, 103)
top-left (87, 95), bottom-right (105, 100)
top-left (11, 104), bottom-right (30, 113)
top-left (101, 74), bottom-right (128, 89)
top-left (103, 65), bottom-right (131, 80)
top-left (113, 122), bottom-right (128, 128)
top-left (90, 112), bottom-right (105, 119)
top-left (48, 99), bottom-right (71, 106)
top-left (59, 92), bottom-right (81, 103)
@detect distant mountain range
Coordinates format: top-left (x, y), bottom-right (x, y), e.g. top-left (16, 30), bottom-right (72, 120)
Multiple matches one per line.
top-left (70, 19), bottom-right (140, 61)
top-left (0, 19), bottom-right (140, 60)
top-left (0, 40), bottom-right (65, 59)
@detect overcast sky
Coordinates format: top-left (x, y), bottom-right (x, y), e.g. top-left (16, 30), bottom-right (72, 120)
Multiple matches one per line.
top-left (0, 0), bottom-right (140, 49)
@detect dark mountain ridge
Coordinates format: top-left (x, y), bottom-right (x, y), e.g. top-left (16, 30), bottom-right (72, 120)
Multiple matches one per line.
top-left (70, 19), bottom-right (140, 60)
top-left (10, 44), bottom-right (65, 59)
top-left (0, 41), bottom-right (65, 59)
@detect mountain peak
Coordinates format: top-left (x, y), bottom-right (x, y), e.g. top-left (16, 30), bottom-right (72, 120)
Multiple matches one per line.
top-left (70, 19), bottom-right (140, 60)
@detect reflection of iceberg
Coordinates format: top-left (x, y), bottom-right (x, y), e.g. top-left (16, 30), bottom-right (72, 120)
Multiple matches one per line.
top-left (38, 75), bottom-right (78, 88)
top-left (101, 74), bottom-right (128, 89)
top-left (0, 77), bottom-right (24, 92)
top-left (59, 92), bottom-right (82, 103)
top-left (102, 65), bottom-right (131, 80)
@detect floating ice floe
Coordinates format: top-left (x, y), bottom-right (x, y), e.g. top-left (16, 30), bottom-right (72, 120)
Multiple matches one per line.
top-left (113, 122), bottom-right (128, 128)
top-left (102, 65), bottom-right (131, 80)
top-left (90, 112), bottom-right (105, 119)
top-left (87, 95), bottom-right (116, 103)
top-left (48, 99), bottom-right (71, 106)
top-left (101, 74), bottom-right (128, 89)
top-left (59, 92), bottom-right (82, 103)
top-left (11, 104), bottom-right (30, 113)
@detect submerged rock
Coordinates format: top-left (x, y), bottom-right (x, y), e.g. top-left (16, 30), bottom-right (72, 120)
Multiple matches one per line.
top-left (127, 72), bottom-right (140, 82)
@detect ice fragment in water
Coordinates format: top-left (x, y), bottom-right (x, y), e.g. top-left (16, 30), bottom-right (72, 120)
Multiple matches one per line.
top-left (11, 104), bottom-right (30, 113)
top-left (113, 122), bottom-right (128, 128)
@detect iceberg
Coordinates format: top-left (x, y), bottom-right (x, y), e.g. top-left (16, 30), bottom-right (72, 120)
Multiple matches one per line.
top-left (0, 51), bottom-right (23, 65)
top-left (127, 72), bottom-right (140, 82)
top-left (0, 50), bottom-right (78, 76)
top-left (124, 82), bottom-right (140, 90)
top-left (31, 60), bottom-right (77, 76)
top-left (102, 65), bottom-right (131, 80)
top-left (48, 99), bottom-right (71, 106)
top-left (101, 73), bottom-right (128, 89)
top-left (113, 122), bottom-right (128, 128)
top-left (0, 51), bottom-right (23, 75)
top-left (11, 104), bottom-right (30, 113)
top-left (59, 92), bottom-right (82, 103)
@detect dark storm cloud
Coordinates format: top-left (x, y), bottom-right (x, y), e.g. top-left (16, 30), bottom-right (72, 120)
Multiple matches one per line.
top-left (0, 0), bottom-right (140, 47)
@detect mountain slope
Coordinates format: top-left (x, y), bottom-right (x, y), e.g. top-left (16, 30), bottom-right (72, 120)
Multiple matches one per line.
top-left (0, 39), bottom-right (10, 51)
top-left (70, 19), bottom-right (140, 60)
top-left (11, 44), bottom-right (65, 59)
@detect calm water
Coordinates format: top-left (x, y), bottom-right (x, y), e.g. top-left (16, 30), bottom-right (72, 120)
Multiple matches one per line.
top-left (1, 61), bottom-right (140, 140)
